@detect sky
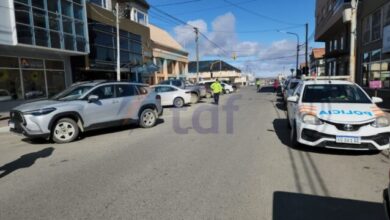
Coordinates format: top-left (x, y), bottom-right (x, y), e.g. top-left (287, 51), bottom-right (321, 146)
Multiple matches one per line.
top-left (146, 0), bottom-right (323, 77)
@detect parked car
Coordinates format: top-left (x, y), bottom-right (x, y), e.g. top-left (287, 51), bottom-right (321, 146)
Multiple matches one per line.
top-left (0, 89), bottom-right (12, 101)
top-left (152, 85), bottom-right (191, 108)
top-left (8, 81), bottom-right (163, 144)
top-left (220, 82), bottom-right (234, 94)
top-left (287, 79), bottom-right (390, 151)
top-left (283, 79), bottom-right (301, 102)
top-left (159, 79), bottom-right (206, 103)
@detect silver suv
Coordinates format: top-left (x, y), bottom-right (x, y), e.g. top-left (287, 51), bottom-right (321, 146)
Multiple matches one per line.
top-left (8, 81), bottom-right (163, 143)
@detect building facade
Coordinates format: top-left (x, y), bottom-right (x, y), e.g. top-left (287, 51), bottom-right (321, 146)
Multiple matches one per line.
top-left (187, 60), bottom-right (244, 84)
top-left (315, 0), bottom-right (351, 76)
top-left (356, 0), bottom-right (390, 88)
top-left (0, 0), bottom-right (89, 111)
top-left (310, 48), bottom-right (326, 76)
top-left (72, 0), bottom-right (152, 82)
top-left (148, 24), bottom-right (188, 85)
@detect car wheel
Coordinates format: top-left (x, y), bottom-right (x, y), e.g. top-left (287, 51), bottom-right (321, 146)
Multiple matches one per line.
top-left (290, 122), bottom-right (301, 148)
top-left (190, 93), bottom-right (199, 104)
top-left (226, 90), bottom-right (230, 94)
top-left (52, 118), bottom-right (79, 144)
top-left (139, 108), bottom-right (157, 128)
top-left (173, 97), bottom-right (185, 108)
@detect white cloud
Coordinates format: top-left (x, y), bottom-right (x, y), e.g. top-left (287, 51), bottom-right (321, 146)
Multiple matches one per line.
top-left (173, 12), bottom-right (261, 59)
top-left (172, 13), bottom-right (303, 77)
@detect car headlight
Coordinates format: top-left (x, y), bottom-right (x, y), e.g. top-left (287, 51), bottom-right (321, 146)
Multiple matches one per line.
top-left (24, 107), bottom-right (56, 116)
top-left (371, 117), bottom-right (390, 128)
top-left (302, 114), bottom-right (323, 125)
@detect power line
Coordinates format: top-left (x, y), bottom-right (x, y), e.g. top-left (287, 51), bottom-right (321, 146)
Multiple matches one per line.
top-left (153, 0), bottom-right (202, 7)
top-left (223, 0), bottom-right (303, 26)
top-left (172, 0), bottom-right (258, 15)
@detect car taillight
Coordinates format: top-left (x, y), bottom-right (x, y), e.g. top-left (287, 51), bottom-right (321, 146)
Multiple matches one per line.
top-left (156, 95), bottom-right (161, 100)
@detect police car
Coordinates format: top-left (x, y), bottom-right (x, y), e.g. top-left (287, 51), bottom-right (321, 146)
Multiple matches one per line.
top-left (287, 79), bottom-right (390, 151)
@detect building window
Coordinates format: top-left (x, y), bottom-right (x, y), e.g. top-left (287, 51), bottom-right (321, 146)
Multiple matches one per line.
top-left (14, 0), bottom-right (87, 52)
top-left (363, 16), bottom-right (371, 43)
top-left (340, 36), bottom-right (344, 50)
top-left (88, 0), bottom-right (106, 8)
top-left (371, 9), bottom-right (382, 41)
top-left (385, 3), bottom-right (390, 27)
top-left (329, 41), bottom-right (333, 52)
top-left (334, 39), bottom-right (337, 51)
top-left (132, 8), bottom-right (148, 26)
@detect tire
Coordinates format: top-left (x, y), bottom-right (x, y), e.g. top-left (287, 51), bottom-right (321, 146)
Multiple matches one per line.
top-left (52, 118), bottom-right (79, 144)
top-left (139, 108), bottom-right (157, 128)
top-left (290, 122), bottom-right (301, 148)
top-left (173, 97), bottom-right (185, 108)
top-left (190, 93), bottom-right (199, 104)
top-left (226, 90), bottom-right (230, 94)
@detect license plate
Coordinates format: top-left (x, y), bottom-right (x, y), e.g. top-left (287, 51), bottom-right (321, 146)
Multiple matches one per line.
top-left (8, 122), bottom-right (15, 129)
top-left (336, 136), bottom-right (361, 144)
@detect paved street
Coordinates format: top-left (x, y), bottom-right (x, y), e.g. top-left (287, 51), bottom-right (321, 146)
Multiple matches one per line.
top-left (0, 87), bottom-right (389, 220)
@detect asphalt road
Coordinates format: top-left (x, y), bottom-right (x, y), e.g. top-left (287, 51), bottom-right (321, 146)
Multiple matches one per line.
top-left (0, 87), bottom-right (389, 220)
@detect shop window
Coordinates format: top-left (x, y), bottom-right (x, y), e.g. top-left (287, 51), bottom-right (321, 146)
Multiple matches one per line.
top-left (46, 71), bottom-right (65, 97)
top-left (22, 70), bottom-right (47, 100)
top-left (20, 58), bottom-right (44, 69)
top-left (45, 60), bottom-right (64, 70)
top-left (93, 31), bottom-right (113, 47)
top-left (371, 49), bottom-right (381, 62)
top-left (0, 57), bottom-right (19, 68)
top-left (15, 3), bottom-right (31, 25)
top-left (371, 9), bottom-right (382, 41)
top-left (0, 69), bottom-right (22, 101)
top-left (363, 52), bottom-right (370, 63)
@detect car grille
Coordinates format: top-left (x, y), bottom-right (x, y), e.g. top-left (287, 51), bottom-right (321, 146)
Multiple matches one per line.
top-left (319, 141), bottom-right (377, 150)
top-left (10, 111), bottom-right (26, 125)
top-left (321, 120), bottom-right (371, 132)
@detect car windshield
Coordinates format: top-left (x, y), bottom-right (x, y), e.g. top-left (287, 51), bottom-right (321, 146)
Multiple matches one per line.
top-left (51, 85), bottom-right (93, 101)
top-left (302, 84), bottom-right (372, 104)
top-left (289, 82), bottom-right (299, 90)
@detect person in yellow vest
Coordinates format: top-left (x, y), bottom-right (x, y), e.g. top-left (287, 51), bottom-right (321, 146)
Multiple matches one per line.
top-left (256, 80), bottom-right (261, 91)
top-left (210, 79), bottom-right (223, 105)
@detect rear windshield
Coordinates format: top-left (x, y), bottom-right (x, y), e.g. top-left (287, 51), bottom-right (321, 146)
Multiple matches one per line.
top-left (302, 84), bottom-right (372, 104)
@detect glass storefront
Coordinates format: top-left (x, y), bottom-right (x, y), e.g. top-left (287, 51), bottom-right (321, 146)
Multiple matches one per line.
top-left (361, 49), bottom-right (390, 89)
top-left (0, 56), bottom-right (66, 102)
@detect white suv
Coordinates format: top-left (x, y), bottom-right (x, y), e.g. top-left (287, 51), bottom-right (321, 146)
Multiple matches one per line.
top-left (287, 80), bottom-right (390, 151)
top-left (9, 81), bottom-right (163, 144)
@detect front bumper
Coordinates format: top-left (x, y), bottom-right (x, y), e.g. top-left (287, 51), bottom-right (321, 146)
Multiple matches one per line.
top-left (9, 120), bottom-right (50, 139)
top-left (297, 123), bottom-right (390, 151)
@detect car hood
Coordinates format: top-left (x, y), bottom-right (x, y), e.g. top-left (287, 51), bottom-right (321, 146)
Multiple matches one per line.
top-left (13, 100), bottom-right (62, 112)
top-left (300, 103), bottom-right (380, 124)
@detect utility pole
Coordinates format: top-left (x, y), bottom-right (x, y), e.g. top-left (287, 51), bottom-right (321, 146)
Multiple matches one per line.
top-left (195, 28), bottom-right (200, 82)
top-left (305, 23), bottom-right (308, 76)
top-left (115, 2), bottom-right (120, 81)
top-left (349, 0), bottom-right (357, 82)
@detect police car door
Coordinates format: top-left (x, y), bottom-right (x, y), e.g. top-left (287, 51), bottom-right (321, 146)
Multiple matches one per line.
top-left (288, 83), bottom-right (303, 125)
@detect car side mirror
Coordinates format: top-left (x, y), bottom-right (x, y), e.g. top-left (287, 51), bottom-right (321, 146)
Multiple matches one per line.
top-left (88, 95), bottom-right (99, 103)
top-left (287, 95), bottom-right (299, 103)
top-left (372, 97), bottom-right (383, 104)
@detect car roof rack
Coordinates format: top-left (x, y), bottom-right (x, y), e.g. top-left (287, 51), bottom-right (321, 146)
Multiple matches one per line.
top-left (301, 75), bottom-right (351, 81)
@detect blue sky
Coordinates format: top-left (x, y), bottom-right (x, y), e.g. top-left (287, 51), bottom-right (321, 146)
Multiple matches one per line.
top-left (147, 0), bottom-right (323, 77)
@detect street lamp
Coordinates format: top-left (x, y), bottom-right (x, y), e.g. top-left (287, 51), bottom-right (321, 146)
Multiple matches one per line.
top-left (278, 30), bottom-right (300, 77)
top-left (210, 60), bottom-right (222, 79)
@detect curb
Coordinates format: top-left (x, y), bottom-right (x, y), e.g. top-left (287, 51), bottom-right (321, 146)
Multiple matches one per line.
top-left (0, 126), bottom-right (9, 133)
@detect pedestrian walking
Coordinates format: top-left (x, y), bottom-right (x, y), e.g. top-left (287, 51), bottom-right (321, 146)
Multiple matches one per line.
top-left (210, 79), bottom-right (223, 105)
top-left (256, 80), bottom-right (260, 92)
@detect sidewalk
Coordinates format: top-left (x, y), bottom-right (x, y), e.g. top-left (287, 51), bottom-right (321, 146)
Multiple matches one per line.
top-left (0, 119), bottom-right (9, 133)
